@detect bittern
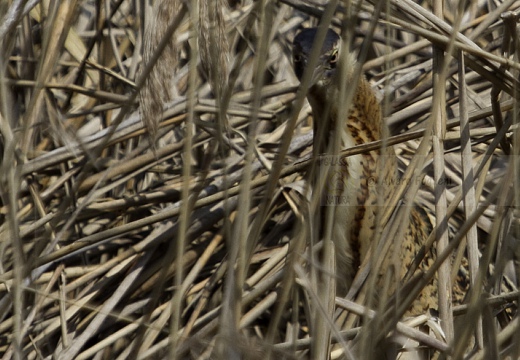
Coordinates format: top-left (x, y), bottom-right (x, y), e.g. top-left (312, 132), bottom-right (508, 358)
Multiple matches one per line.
top-left (293, 28), bottom-right (437, 314)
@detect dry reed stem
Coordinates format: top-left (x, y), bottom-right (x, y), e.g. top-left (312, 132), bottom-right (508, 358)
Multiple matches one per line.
top-left (1, 0), bottom-right (520, 359)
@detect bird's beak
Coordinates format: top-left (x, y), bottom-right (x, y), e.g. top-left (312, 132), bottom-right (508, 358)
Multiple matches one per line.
top-left (309, 63), bottom-right (324, 86)
top-left (310, 61), bottom-right (332, 88)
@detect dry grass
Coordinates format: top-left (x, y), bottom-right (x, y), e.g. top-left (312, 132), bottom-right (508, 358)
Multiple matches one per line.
top-left (0, 0), bottom-right (519, 359)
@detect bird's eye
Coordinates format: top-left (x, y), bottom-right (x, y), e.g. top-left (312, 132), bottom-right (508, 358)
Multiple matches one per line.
top-left (294, 54), bottom-right (302, 63)
top-left (329, 50), bottom-right (338, 67)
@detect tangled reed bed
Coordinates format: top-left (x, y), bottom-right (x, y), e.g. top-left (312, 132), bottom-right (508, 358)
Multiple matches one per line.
top-left (1, 0), bottom-right (520, 358)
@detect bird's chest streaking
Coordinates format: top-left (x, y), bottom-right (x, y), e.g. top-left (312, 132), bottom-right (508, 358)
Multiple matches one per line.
top-left (308, 80), bottom-right (397, 294)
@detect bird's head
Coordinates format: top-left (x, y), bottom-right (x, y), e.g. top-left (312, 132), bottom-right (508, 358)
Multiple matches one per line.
top-left (292, 28), bottom-right (341, 89)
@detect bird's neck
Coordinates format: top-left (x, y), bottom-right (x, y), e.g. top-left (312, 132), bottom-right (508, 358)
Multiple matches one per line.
top-left (308, 77), bottom-right (385, 155)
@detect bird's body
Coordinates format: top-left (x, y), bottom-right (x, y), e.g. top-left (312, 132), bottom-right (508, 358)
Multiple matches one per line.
top-left (293, 28), bottom-right (436, 314)
top-left (307, 63), bottom-right (398, 293)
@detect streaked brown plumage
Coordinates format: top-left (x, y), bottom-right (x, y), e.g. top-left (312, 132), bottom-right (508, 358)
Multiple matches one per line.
top-left (293, 28), bottom-right (437, 315)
